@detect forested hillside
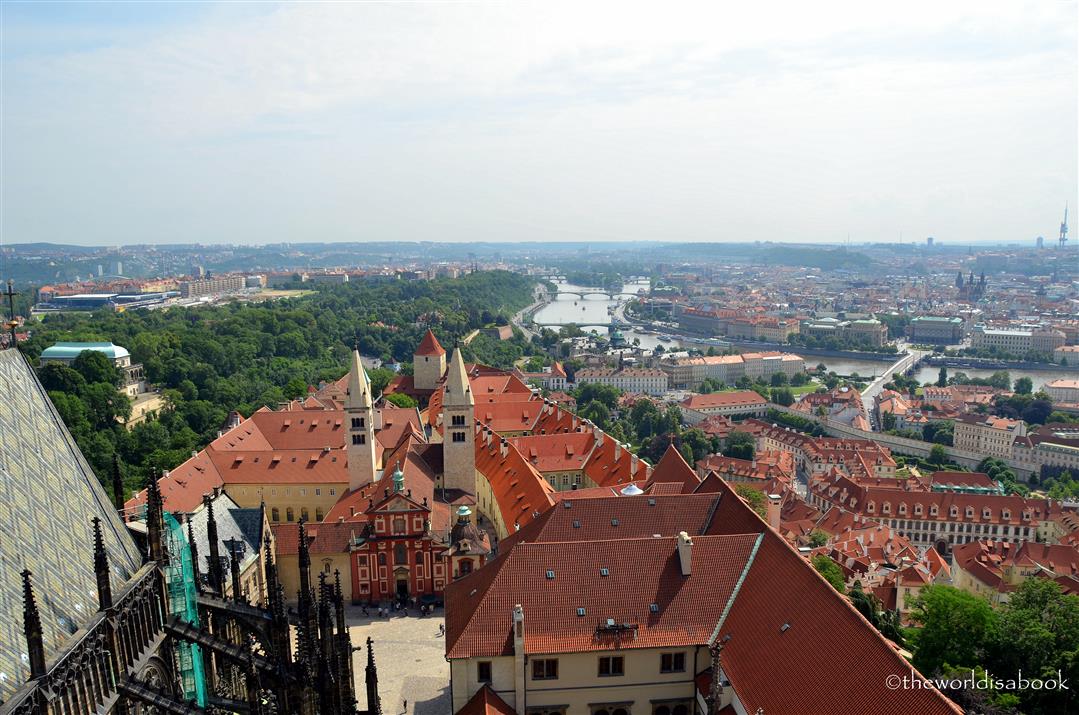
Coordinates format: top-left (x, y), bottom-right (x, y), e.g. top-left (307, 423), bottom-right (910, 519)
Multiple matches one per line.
top-left (20, 271), bottom-right (537, 499)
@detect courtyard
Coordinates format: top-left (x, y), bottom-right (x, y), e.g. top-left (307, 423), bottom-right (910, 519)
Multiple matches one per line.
top-left (345, 606), bottom-right (451, 714)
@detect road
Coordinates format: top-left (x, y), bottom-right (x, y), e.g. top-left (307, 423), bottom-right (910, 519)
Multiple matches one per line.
top-left (860, 343), bottom-right (929, 426)
top-left (511, 285), bottom-right (551, 341)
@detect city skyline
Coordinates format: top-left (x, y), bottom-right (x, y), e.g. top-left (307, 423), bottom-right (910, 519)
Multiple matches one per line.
top-left (2, 1), bottom-right (1076, 247)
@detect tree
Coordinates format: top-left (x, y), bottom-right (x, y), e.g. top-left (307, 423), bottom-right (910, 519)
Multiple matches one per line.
top-left (936, 366), bottom-right (948, 387)
top-left (579, 401), bottom-right (611, 429)
top-left (723, 431), bottom-right (755, 460)
top-left (770, 372), bottom-right (788, 386)
top-left (72, 350), bottom-right (121, 386)
top-left (772, 386), bottom-right (795, 406)
top-left (989, 578), bottom-right (1079, 714)
top-left (1014, 376), bottom-right (1033, 395)
top-left (881, 411), bottom-right (897, 431)
top-left (384, 392), bottom-right (418, 409)
top-left (735, 485), bottom-right (768, 520)
top-left (909, 585), bottom-right (997, 675)
top-left (929, 444), bottom-right (949, 467)
top-left (808, 529), bottom-right (829, 547)
top-left (38, 363), bottom-right (87, 394)
top-left (811, 555), bottom-right (846, 594)
top-left (791, 371), bottom-right (809, 387)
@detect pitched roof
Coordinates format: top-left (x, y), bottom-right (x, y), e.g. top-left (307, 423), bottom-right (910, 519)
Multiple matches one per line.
top-left (416, 329), bottom-right (446, 357)
top-left (456, 685), bottom-right (515, 715)
top-left (0, 350), bottom-right (143, 701)
top-left (446, 533), bottom-right (760, 658)
top-left (445, 485), bottom-right (960, 713)
top-left (681, 390), bottom-right (767, 410)
top-left (647, 444), bottom-right (701, 491)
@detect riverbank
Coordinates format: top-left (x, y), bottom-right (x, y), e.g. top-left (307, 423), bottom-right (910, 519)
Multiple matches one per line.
top-left (923, 355), bottom-right (1079, 372)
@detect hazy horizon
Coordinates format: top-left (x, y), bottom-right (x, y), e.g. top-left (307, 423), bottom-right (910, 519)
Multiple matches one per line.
top-left (2, 1), bottom-right (1076, 247)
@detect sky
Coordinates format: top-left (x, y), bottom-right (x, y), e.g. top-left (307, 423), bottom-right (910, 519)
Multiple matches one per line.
top-left (1, 1), bottom-right (1076, 246)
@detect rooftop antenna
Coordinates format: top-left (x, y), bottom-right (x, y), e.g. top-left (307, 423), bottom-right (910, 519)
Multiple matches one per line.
top-left (1060, 204), bottom-right (1069, 249)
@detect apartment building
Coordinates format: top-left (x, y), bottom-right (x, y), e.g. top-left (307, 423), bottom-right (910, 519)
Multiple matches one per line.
top-left (662, 351), bottom-right (804, 389)
top-left (971, 324), bottom-right (1066, 354)
top-left (726, 316), bottom-right (800, 342)
top-left (679, 391), bottom-right (768, 423)
top-left (1045, 379), bottom-right (1079, 404)
top-left (951, 540), bottom-right (1079, 605)
top-left (179, 275), bottom-right (246, 298)
top-left (807, 471), bottom-right (1062, 554)
top-left (802, 317), bottom-right (888, 347)
top-left (909, 316), bottom-right (965, 344)
top-left (445, 484), bottom-right (959, 715)
top-left (953, 414), bottom-right (1027, 460)
top-left (574, 367), bottom-right (669, 395)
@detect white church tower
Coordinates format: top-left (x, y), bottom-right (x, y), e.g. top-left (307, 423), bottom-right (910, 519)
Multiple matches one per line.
top-left (442, 347), bottom-right (475, 495)
top-left (345, 347), bottom-right (377, 491)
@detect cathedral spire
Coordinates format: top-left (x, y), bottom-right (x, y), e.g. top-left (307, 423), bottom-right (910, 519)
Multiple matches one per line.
top-left (445, 347), bottom-right (474, 407)
top-left (204, 493), bottom-right (224, 596)
top-left (21, 570), bottom-right (46, 679)
top-left (111, 453), bottom-right (125, 516)
top-left (145, 469), bottom-right (165, 564)
top-left (92, 516), bottom-right (113, 610)
top-left (225, 537), bottom-right (243, 603)
top-left (346, 347), bottom-right (372, 410)
top-left (187, 516), bottom-right (202, 594)
top-left (365, 637), bottom-right (382, 715)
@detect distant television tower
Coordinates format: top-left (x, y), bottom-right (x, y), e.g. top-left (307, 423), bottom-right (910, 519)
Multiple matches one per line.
top-left (1060, 204), bottom-right (1069, 249)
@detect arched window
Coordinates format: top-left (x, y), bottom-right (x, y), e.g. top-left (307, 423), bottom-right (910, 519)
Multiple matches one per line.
top-left (394, 544), bottom-right (407, 565)
top-left (393, 518), bottom-right (406, 535)
top-left (301, 508), bottom-right (309, 522)
top-left (315, 509), bottom-right (324, 522)
top-left (415, 551), bottom-right (424, 566)
top-left (672, 706), bottom-right (688, 715)
top-left (377, 553), bottom-right (386, 566)
top-left (459, 559), bottom-right (473, 575)
top-left (286, 508), bottom-right (294, 522)
top-left (271, 508), bottom-right (280, 522)
top-left (654, 708), bottom-right (670, 715)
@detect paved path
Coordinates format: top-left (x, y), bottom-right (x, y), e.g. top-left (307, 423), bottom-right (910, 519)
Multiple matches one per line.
top-left (345, 607), bottom-right (449, 715)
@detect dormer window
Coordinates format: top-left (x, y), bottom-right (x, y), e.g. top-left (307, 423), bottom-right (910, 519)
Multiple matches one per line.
top-left (982, 508), bottom-right (991, 519)
top-left (1002, 510), bottom-right (1010, 520)
top-left (965, 507), bottom-right (974, 518)
top-left (866, 502), bottom-right (875, 514)
top-left (914, 504), bottom-right (924, 516)
top-left (898, 504), bottom-right (907, 515)
top-left (882, 503), bottom-right (891, 515)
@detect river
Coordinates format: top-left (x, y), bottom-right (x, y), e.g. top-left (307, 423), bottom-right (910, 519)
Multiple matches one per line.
top-left (534, 282), bottom-right (1074, 390)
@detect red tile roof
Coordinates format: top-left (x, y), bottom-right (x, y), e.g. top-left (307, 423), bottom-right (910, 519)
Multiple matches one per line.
top-left (681, 390), bottom-right (767, 410)
top-left (446, 485), bottom-right (959, 713)
top-left (647, 444), bottom-right (701, 491)
top-left (446, 532), bottom-right (760, 658)
top-left (456, 685), bottom-right (515, 715)
top-left (508, 432), bottom-right (595, 473)
top-left (474, 428), bottom-right (555, 532)
top-left (416, 328), bottom-right (446, 356)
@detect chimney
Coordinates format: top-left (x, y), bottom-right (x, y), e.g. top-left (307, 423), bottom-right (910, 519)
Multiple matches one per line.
top-left (631, 454), bottom-right (639, 475)
top-left (513, 604), bottom-right (526, 713)
top-left (614, 441), bottom-right (622, 461)
top-left (677, 531), bottom-right (693, 576)
top-left (500, 439), bottom-right (509, 458)
top-left (767, 494), bottom-right (781, 530)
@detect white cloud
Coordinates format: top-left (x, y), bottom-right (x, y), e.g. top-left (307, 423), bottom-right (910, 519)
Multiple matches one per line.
top-left (1, 0), bottom-right (1075, 244)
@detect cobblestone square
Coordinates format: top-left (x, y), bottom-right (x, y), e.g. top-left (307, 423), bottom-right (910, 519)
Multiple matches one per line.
top-left (345, 606), bottom-right (450, 714)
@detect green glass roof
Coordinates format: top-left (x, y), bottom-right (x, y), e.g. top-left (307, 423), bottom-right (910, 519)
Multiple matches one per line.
top-left (40, 342), bottom-right (130, 361)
